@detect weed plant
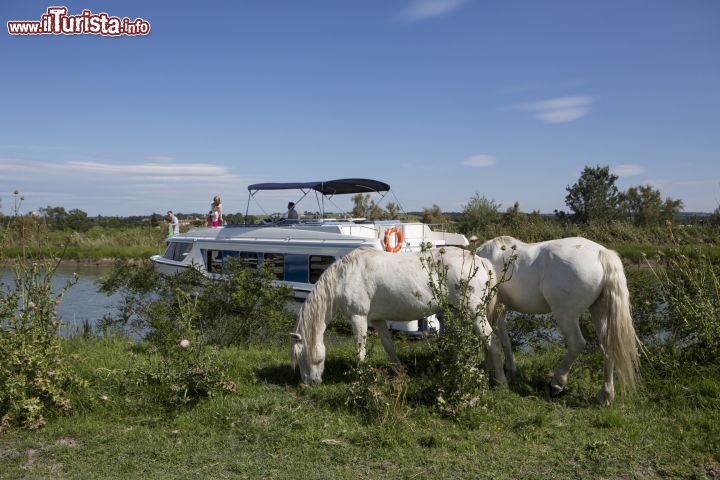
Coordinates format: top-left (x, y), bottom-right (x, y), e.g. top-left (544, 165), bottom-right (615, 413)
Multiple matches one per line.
top-left (345, 339), bottom-right (410, 426)
top-left (0, 195), bottom-right (85, 432)
top-left (421, 247), bottom-right (515, 416)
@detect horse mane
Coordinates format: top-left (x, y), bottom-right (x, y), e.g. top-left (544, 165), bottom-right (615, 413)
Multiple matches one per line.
top-left (477, 235), bottom-right (522, 253)
top-left (294, 247), bottom-right (374, 366)
top-left (494, 235), bottom-right (522, 247)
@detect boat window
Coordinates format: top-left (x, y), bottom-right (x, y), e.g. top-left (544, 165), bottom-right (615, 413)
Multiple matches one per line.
top-left (207, 250), bottom-right (225, 273)
top-left (237, 251), bottom-right (260, 271)
top-left (206, 250), bottom-right (262, 274)
top-left (263, 253), bottom-right (284, 280)
top-left (163, 243), bottom-right (177, 260)
top-left (163, 242), bottom-right (192, 262)
top-left (284, 254), bottom-right (309, 283)
top-left (309, 255), bottom-right (335, 284)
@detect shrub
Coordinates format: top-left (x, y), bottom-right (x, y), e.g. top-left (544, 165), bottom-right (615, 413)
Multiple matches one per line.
top-left (126, 346), bottom-right (235, 409)
top-left (0, 259), bottom-right (85, 432)
top-left (346, 344), bottom-right (409, 425)
top-left (420, 247), bottom-right (512, 417)
top-left (459, 193), bottom-right (500, 234)
top-left (647, 239), bottom-right (720, 363)
top-left (99, 259), bottom-right (294, 346)
top-left (625, 268), bottom-right (668, 345)
top-left (91, 281), bottom-right (236, 411)
top-left (0, 194), bottom-right (86, 432)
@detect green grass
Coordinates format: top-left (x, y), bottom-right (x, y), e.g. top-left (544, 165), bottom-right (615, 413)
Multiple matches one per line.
top-left (1, 336), bottom-right (718, 479)
top-left (2, 226), bottom-right (166, 260)
top-left (1, 246), bottom-right (162, 260)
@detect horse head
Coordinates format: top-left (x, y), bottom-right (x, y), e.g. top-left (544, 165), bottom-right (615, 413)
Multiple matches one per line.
top-left (289, 331), bottom-right (326, 386)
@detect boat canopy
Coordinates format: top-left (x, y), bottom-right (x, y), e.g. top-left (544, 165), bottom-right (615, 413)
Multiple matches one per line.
top-left (247, 178), bottom-right (390, 196)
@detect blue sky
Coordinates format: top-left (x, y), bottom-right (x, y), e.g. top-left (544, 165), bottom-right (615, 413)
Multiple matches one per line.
top-left (1, 0), bottom-right (719, 216)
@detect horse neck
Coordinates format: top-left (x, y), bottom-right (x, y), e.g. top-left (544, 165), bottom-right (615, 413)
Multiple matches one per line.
top-left (297, 268), bottom-right (340, 362)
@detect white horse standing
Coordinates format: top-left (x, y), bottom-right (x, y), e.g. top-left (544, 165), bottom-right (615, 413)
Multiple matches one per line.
top-left (476, 236), bottom-right (639, 405)
top-left (290, 247), bottom-right (505, 386)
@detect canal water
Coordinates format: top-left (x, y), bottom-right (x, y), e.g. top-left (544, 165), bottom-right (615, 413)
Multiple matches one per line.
top-left (1, 264), bottom-right (121, 337)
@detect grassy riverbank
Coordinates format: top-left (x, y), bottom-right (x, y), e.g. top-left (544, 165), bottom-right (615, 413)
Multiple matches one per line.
top-left (0, 335), bottom-right (718, 479)
top-left (1, 221), bottom-right (718, 262)
top-left (1, 226), bottom-right (166, 260)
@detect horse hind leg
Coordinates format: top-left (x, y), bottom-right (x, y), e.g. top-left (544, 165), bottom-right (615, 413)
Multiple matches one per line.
top-left (473, 316), bottom-right (508, 386)
top-left (590, 302), bottom-right (615, 406)
top-left (370, 319), bottom-right (402, 367)
top-left (496, 310), bottom-right (517, 381)
top-left (550, 313), bottom-right (586, 397)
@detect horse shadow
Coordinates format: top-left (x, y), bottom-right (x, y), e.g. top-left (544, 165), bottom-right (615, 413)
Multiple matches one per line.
top-left (253, 348), bottom-right (598, 408)
top-left (254, 356), bottom-right (355, 387)
top-left (508, 363), bottom-right (602, 408)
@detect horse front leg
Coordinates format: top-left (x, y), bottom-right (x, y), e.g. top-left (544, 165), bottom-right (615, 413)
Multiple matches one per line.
top-left (349, 315), bottom-right (368, 362)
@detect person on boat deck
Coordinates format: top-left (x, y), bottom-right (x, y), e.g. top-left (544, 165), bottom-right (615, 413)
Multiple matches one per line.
top-left (166, 211), bottom-right (180, 236)
top-left (212, 196), bottom-right (224, 226)
top-left (287, 202), bottom-right (299, 220)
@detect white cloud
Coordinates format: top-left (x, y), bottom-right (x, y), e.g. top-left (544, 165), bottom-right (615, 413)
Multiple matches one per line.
top-left (0, 157), bottom-right (250, 215)
top-left (516, 95), bottom-right (595, 124)
top-left (397, 0), bottom-right (469, 22)
top-left (67, 160), bottom-right (229, 177)
top-left (611, 164), bottom-right (647, 177)
top-left (462, 154), bottom-right (496, 167)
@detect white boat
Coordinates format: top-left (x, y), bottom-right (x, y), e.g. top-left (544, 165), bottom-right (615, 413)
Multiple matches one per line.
top-left (150, 179), bottom-right (468, 334)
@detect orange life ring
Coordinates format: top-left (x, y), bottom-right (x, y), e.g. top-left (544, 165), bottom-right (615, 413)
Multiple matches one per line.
top-left (383, 227), bottom-right (404, 253)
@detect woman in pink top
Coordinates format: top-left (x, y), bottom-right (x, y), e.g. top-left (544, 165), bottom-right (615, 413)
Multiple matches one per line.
top-left (212, 196), bottom-right (223, 227)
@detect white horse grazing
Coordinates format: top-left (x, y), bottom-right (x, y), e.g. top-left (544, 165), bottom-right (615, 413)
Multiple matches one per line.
top-left (290, 247), bottom-right (505, 386)
top-left (476, 236), bottom-right (639, 405)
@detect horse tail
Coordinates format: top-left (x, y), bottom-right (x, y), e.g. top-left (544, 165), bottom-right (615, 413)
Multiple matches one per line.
top-left (597, 248), bottom-right (639, 395)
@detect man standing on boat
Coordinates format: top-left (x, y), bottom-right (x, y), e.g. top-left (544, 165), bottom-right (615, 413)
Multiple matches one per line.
top-left (287, 202), bottom-right (299, 220)
top-left (166, 211), bottom-right (180, 236)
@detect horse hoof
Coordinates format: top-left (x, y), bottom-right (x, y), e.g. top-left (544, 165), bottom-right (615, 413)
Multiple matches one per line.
top-left (549, 383), bottom-right (564, 397)
top-left (595, 391), bottom-right (614, 406)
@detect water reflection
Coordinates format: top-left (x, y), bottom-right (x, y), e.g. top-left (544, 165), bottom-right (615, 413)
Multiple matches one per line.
top-left (1, 263), bottom-right (120, 337)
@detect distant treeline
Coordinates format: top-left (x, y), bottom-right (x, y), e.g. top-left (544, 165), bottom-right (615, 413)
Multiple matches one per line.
top-left (2, 165), bottom-right (719, 234)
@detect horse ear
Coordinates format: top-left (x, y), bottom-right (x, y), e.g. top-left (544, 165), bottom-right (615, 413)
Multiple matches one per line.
top-left (290, 332), bottom-right (302, 341)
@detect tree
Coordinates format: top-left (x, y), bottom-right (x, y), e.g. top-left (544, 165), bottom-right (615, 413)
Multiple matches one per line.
top-left (384, 202), bottom-right (400, 220)
top-left (65, 208), bottom-right (89, 231)
top-left (621, 185), bottom-right (683, 225)
top-left (502, 201), bottom-right (526, 227)
top-left (711, 206), bottom-right (720, 227)
top-left (39, 206), bottom-right (67, 228)
top-left (459, 193), bottom-right (500, 234)
top-left (564, 165), bottom-right (622, 223)
top-left (350, 194), bottom-right (371, 218)
top-left (660, 197), bottom-right (684, 223)
top-left (621, 185), bottom-right (663, 225)
top-left (38, 206), bottom-right (89, 231)
top-left (350, 193), bottom-right (385, 220)
top-left (422, 204), bottom-right (446, 224)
